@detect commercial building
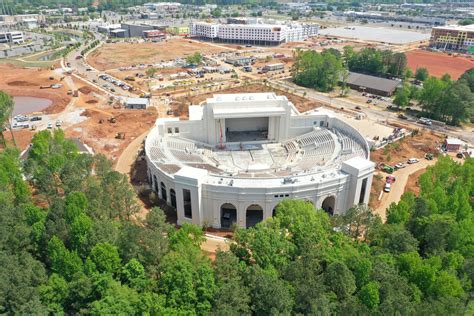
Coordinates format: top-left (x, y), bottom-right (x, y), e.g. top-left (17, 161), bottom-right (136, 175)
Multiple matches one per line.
top-left (121, 22), bottom-right (155, 37)
top-left (430, 24), bottom-right (474, 53)
top-left (125, 97), bottom-right (150, 109)
top-left (190, 21), bottom-right (319, 45)
top-left (346, 72), bottom-right (401, 96)
top-left (167, 26), bottom-right (189, 36)
top-left (0, 31), bottom-right (24, 44)
top-left (143, 30), bottom-right (166, 39)
top-left (145, 93), bottom-right (374, 229)
top-left (225, 56), bottom-right (253, 66)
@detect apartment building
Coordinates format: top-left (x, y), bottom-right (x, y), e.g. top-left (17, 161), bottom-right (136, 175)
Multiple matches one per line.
top-left (190, 21), bottom-right (319, 45)
top-left (430, 24), bottom-right (474, 53)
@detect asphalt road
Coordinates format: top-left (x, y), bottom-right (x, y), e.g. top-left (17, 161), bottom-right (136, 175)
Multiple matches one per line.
top-left (272, 78), bottom-right (474, 145)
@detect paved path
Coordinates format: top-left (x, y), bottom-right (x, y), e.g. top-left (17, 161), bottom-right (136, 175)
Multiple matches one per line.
top-left (375, 159), bottom-right (437, 220)
top-left (115, 130), bottom-right (148, 176)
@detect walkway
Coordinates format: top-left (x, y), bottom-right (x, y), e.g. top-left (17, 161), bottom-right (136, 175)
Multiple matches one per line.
top-left (115, 130), bottom-right (148, 177)
top-left (375, 159), bottom-right (436, 220)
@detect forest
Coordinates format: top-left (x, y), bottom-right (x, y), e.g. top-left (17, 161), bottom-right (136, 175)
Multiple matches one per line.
top-left (1, 118), bottom-right (474, 314)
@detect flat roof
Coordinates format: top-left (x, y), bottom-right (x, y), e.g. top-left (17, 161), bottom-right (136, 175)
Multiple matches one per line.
top-left (446, 138), bottom-right (463, 145)
top-left (126, 97), bottom-right (149, 105)
top-left (433, 24), bottom-right (474, 32)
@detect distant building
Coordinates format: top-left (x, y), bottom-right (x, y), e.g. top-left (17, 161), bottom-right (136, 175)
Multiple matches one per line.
top-left (430, 24), bottom-right (474, 53)
top-left (121, 22), bottom-right (155, 37)
top-left (190, 21), bottom-right (319, 45)
top-left (109, 29), bottom-right (127, 38)
top-left (0, 31), bottom-right (24, 44)
top-left (143, 30), bottom-right (166, 39)
top-left (225, 56), bottom-right (252, 66)
top-left (345, 72), bottom-right (401, 96)
top-left (97, 24), bottom-right (122, 34)
top-left (167, 26), bottom-right (189, 36)
top-left (125, 98), bottom-right (150, 109)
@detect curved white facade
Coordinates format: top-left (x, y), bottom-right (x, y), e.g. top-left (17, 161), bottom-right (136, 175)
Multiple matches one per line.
top-left (145, 93), bottom-right (375, 229)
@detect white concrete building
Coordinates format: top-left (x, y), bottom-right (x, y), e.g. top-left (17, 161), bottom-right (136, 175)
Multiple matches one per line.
top-left (0, 31), bottom-right (24, 44)
top-left (145, 93), bottom-right (375, 229)
top-left (190, 21), bottom-right (319, 45)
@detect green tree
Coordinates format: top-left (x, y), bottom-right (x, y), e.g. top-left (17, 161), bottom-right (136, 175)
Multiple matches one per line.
top-left (393, 83), bottom-right (411, 108)
top-left (324, 261), bottom-right (356, 300)
top-left (415, 67), bottom-right (429, 81)
top-left (0, 91), bottom-right (15, 147)
top-left (89, 243), bottom-right (121, 274)
top-left (358, 281), bottom-right (380, 310)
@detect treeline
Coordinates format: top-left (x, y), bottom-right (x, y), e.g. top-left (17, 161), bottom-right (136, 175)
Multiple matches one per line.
top-left (1, 122), bottom-right (474, 314)
top-left (394, 68), bottom-right (474, 125)
top-left (344, 46), bottom-right (407, 78)
top-left (293, 46), bottom-right (407, 93)
top-left (4, 0), bottom-right (271, 13)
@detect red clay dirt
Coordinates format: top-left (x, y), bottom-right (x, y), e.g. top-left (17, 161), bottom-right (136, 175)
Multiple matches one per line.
top-left (406, 49), bottom-right (474, 79)
top-left (0, 64), bottom-right (71, 114)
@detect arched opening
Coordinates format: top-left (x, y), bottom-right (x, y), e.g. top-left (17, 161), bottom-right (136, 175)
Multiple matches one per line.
top-left (153, 175), bottom-right (158, 193)
top-left (160, 182), bottom-right (167, 202)
top-left (170, 189), bottom-right (176, 208)
top-left (322, 196), bottom-right (335, 216)
top-left (220, 203), bottom-right (237, 229)
top-left (246, 204), bottom-right (263, 228)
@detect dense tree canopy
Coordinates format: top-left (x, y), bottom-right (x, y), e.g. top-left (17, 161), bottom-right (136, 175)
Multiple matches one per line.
top-left (1, 128), bottom-right (473, 314)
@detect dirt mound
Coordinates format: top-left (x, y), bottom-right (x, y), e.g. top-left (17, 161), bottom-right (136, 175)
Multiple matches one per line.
top-left (80, 109), bottom-right (94, 117)
top-left (78, 86), bottom-right (93, 94)
top-left (7, 80), bottom-right (37, 86)
top-left (86, 99), bottom-right (98, 104)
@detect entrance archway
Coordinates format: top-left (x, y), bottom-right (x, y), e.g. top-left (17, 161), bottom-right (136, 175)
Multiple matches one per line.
top-left (170, 189), bottom-right (176, 208)
top-left (246, 204), bottom-right (263, 228)
top-left (220, 203), bottom-right (237, 229)
top-left (322, 196), bottom-right (335, 216)
top-left (160, 182), bottom-right (167, 202)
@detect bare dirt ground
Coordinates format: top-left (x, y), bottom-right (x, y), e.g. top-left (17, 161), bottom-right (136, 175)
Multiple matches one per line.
top-left (370, 129), bottom-right (443, 166)
top-left (66, 108), bottom-right (157, 162)
top-left (172, 83), bottom-right (324, 118)
top-left (406, 49), bottom-right (474, 79)
top-left (88, 38), bottom-right (232, 71)
top-left (0, 64), bottom-right (71, 114)
top-left (368, 129), bottom-right (443, 214)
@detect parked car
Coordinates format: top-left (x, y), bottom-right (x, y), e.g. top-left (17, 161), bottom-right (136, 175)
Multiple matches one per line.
top-left (55, 120), bottom-right (62, 127)
top-left (407, 158), bottom-right (419, 164)
top-left (355, 106), bottom-right (361, 110)
top-left (395, 162), bottom-right (406, 169)
top-left (30, 116), bottom-right (42, 121)
top-left (386, 175), bottom-right (396, 184)
top-left (47, 122), bottom-right (53, 129)
top-left (384, 182), bottom-right (392, 192)
top-left (398, 113), bottom-right (408, 120)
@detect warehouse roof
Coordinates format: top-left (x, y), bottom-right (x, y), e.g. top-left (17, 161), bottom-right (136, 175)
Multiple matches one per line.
top-left (346, 72), bottom-right (401, 93)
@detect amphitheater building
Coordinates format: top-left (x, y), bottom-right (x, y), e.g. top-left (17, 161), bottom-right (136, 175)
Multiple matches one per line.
top-left (145, 93), bottom-right (375, 228)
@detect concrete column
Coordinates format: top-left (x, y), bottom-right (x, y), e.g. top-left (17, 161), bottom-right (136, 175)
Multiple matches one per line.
top-left (237, 202), bottom-right (246, 228)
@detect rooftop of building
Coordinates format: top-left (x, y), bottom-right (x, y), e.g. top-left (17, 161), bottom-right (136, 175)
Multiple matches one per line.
top-left (433, 24), bottom-right (474, 32)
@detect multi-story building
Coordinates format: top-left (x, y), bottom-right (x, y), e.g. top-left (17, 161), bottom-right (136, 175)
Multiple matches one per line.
top-left (0, 31), bottom-right (24, 44)
top-left (190, 21), bottom-right (319, 45)
top-left (430, 24), bottom-right (474, 53)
